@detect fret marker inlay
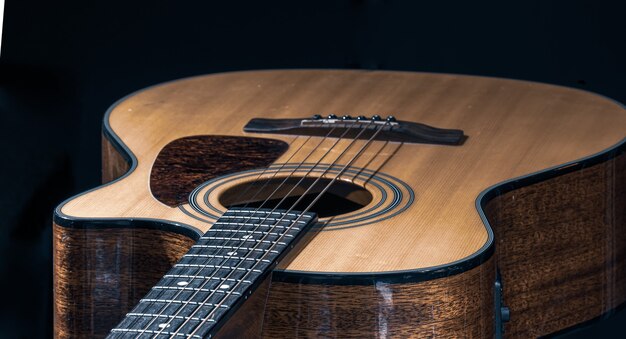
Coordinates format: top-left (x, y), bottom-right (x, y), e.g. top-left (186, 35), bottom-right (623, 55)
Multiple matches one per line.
top-left (106, 207), bottom-right (317, 339)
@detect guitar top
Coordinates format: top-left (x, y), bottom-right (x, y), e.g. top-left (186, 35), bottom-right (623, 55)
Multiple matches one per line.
top-left (53, 70), bottom-right (626, 338)
top-left (57, 70), bottom-right (626, 273)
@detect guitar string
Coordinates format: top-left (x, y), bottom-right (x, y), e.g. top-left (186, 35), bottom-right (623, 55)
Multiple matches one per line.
top-left (152, 121), bottom-right (362, 337)
top-left (222, 126), bottom-right (342, 212)
top-left (180, 120), bottom-right (389, 338)
top-left (128, 120), bottom-right (372, 338)
top-left (138, 122), bottom-right (358, 337)
top-left (222, 134), bottom-right (309, 211)
top-left (118, 134), bottom-right (305, 335)
top-left (173, 134), bottom-right (314, 233)
top-left (132, 124), bottom-right (343, 337)
top-left (185, 121), bottom-right (388, 336)
top-left (163, 121), bottom-right (368, 333)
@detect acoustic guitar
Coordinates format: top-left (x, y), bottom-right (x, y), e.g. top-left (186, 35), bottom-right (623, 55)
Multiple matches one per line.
top-left (53, 70), bottom-right (626, 338)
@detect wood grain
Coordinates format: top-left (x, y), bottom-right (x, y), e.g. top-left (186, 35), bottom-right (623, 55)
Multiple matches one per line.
top-left (53, 222), bottom-right (495, 339)
top-left (214, 274), bottom-right (272, 339)
top-left (150, 135), bottom-right (288, 206)
top-left (52, 223), bottom-right (196, 339)
top-left (59, 70), bottom-right (626, 274)
top-left (262, 257), bottom-right (495, 338)
top-left (483, 149), bottom-right (626, 337)
top-left (102, 135), bottom-right (130, 183)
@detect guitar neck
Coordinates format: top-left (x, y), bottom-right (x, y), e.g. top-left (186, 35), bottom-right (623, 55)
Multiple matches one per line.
top-left (107, 208), bottom-right (317, 338)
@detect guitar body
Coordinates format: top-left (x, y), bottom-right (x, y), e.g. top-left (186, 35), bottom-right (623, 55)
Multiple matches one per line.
top-left (53, 70), bottom-right (626, 338)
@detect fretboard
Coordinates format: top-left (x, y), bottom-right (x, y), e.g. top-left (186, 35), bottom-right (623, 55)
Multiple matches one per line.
top-left (107, 208), bottom-right (317, 338)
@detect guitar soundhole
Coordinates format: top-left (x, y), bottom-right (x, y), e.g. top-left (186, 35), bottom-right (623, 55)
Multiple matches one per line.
top-left (219, 177), bottom-right (373, 218)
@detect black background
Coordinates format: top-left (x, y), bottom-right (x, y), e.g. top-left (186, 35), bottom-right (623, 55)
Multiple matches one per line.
top-left (1, 0), bottom-right (625, 337)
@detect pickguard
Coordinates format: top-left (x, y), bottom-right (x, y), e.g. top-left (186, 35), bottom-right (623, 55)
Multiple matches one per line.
top-left (150, 136), bottom-right (288, 206)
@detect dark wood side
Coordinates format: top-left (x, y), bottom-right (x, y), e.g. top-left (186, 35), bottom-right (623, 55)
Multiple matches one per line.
top-left (214, 274), bottom-right (273, 339)
top-left (483, 150), bottom-right (626, 337)
top-left (102, 135), bottom-right (131, 184)
top-left (150, 136), bottom-right (288, 206)
top-left (262, 257), bottom-right (495, 338)
top-left (53, 223), bottom-right (494, 339)
top-left (53, 224), bottom-right (196, 339)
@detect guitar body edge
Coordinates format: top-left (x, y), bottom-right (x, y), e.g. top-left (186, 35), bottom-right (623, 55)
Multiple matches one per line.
top-left (53, 119), bottom-right (626, 338)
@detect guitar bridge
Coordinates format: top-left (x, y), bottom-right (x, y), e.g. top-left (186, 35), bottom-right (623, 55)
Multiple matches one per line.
top-left (243, 115), bottom-right (466, 145)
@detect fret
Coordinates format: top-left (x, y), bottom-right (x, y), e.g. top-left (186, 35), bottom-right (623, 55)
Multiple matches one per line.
top-left (218, 215), bottom-right (309, 224)
top-left (170, 268), bottom-right (260, 286)
top-left (186, 245), bottom-right (274, 257)
top-left (140, 298), bottom-right (231, 308)
top-left (222, 209), bottom-right (313, 218)
top-left (153, 279), bottom-right (239, 294)
top-left (197, 235), bottom-right (286, 245)
top-left (211, 221), bottom-right (302, 230)
top-left (172, 319), bottom-right (215, 339)
top-left (143, 288), bottom-right (240, 306)
top-left (167, 262), bottom-right (255, 279)
top-left (214, 220), bottom-right (304, 229)
top-left (132, 297), bottom-right (230, 319)
top-left (166, 266), bottom-right (255, 281)
top-left (194, 238), bottom-right (284, 252)
top-left (136, 300), bottom-right (229, 333)
top-left (113, 306), bottom-right (213, 336)
top-left (205, 228), bottom-right (295, 237)
top-left (163, 274), bottom-right (252, 284)
top-left (125, 312), bottom-right (215, 323)
top-left (157, 278), bottom-right (251, 292)
top-left (110, 328), bottom-right (202, 338)
top-left (183, 253), bottom-right (272, 262)
top-left (197, 236), bottom-right (288, 245)
top-left (142, 288), bottom-right (192, 305)
top-left (191, 244), bottom-right (280, 255)
top-left (152, 285), bottom-right (243, 295)
top-left (113, 314), bottom-right (156, 335)
top-left (113, 308), bottom-right (218, 338)
top-left (176, 256), bottom-right (260, 270)
top-left (180, 258), bottom-right (251, 267)
top-left (108, 208), bottom-right (317, 338)
top-left (216, 220), bottom-right (305, 227)
top-left (186, 245), bottom-right (276, 259)
top-left (173, 263), bottom-right (262, 273)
